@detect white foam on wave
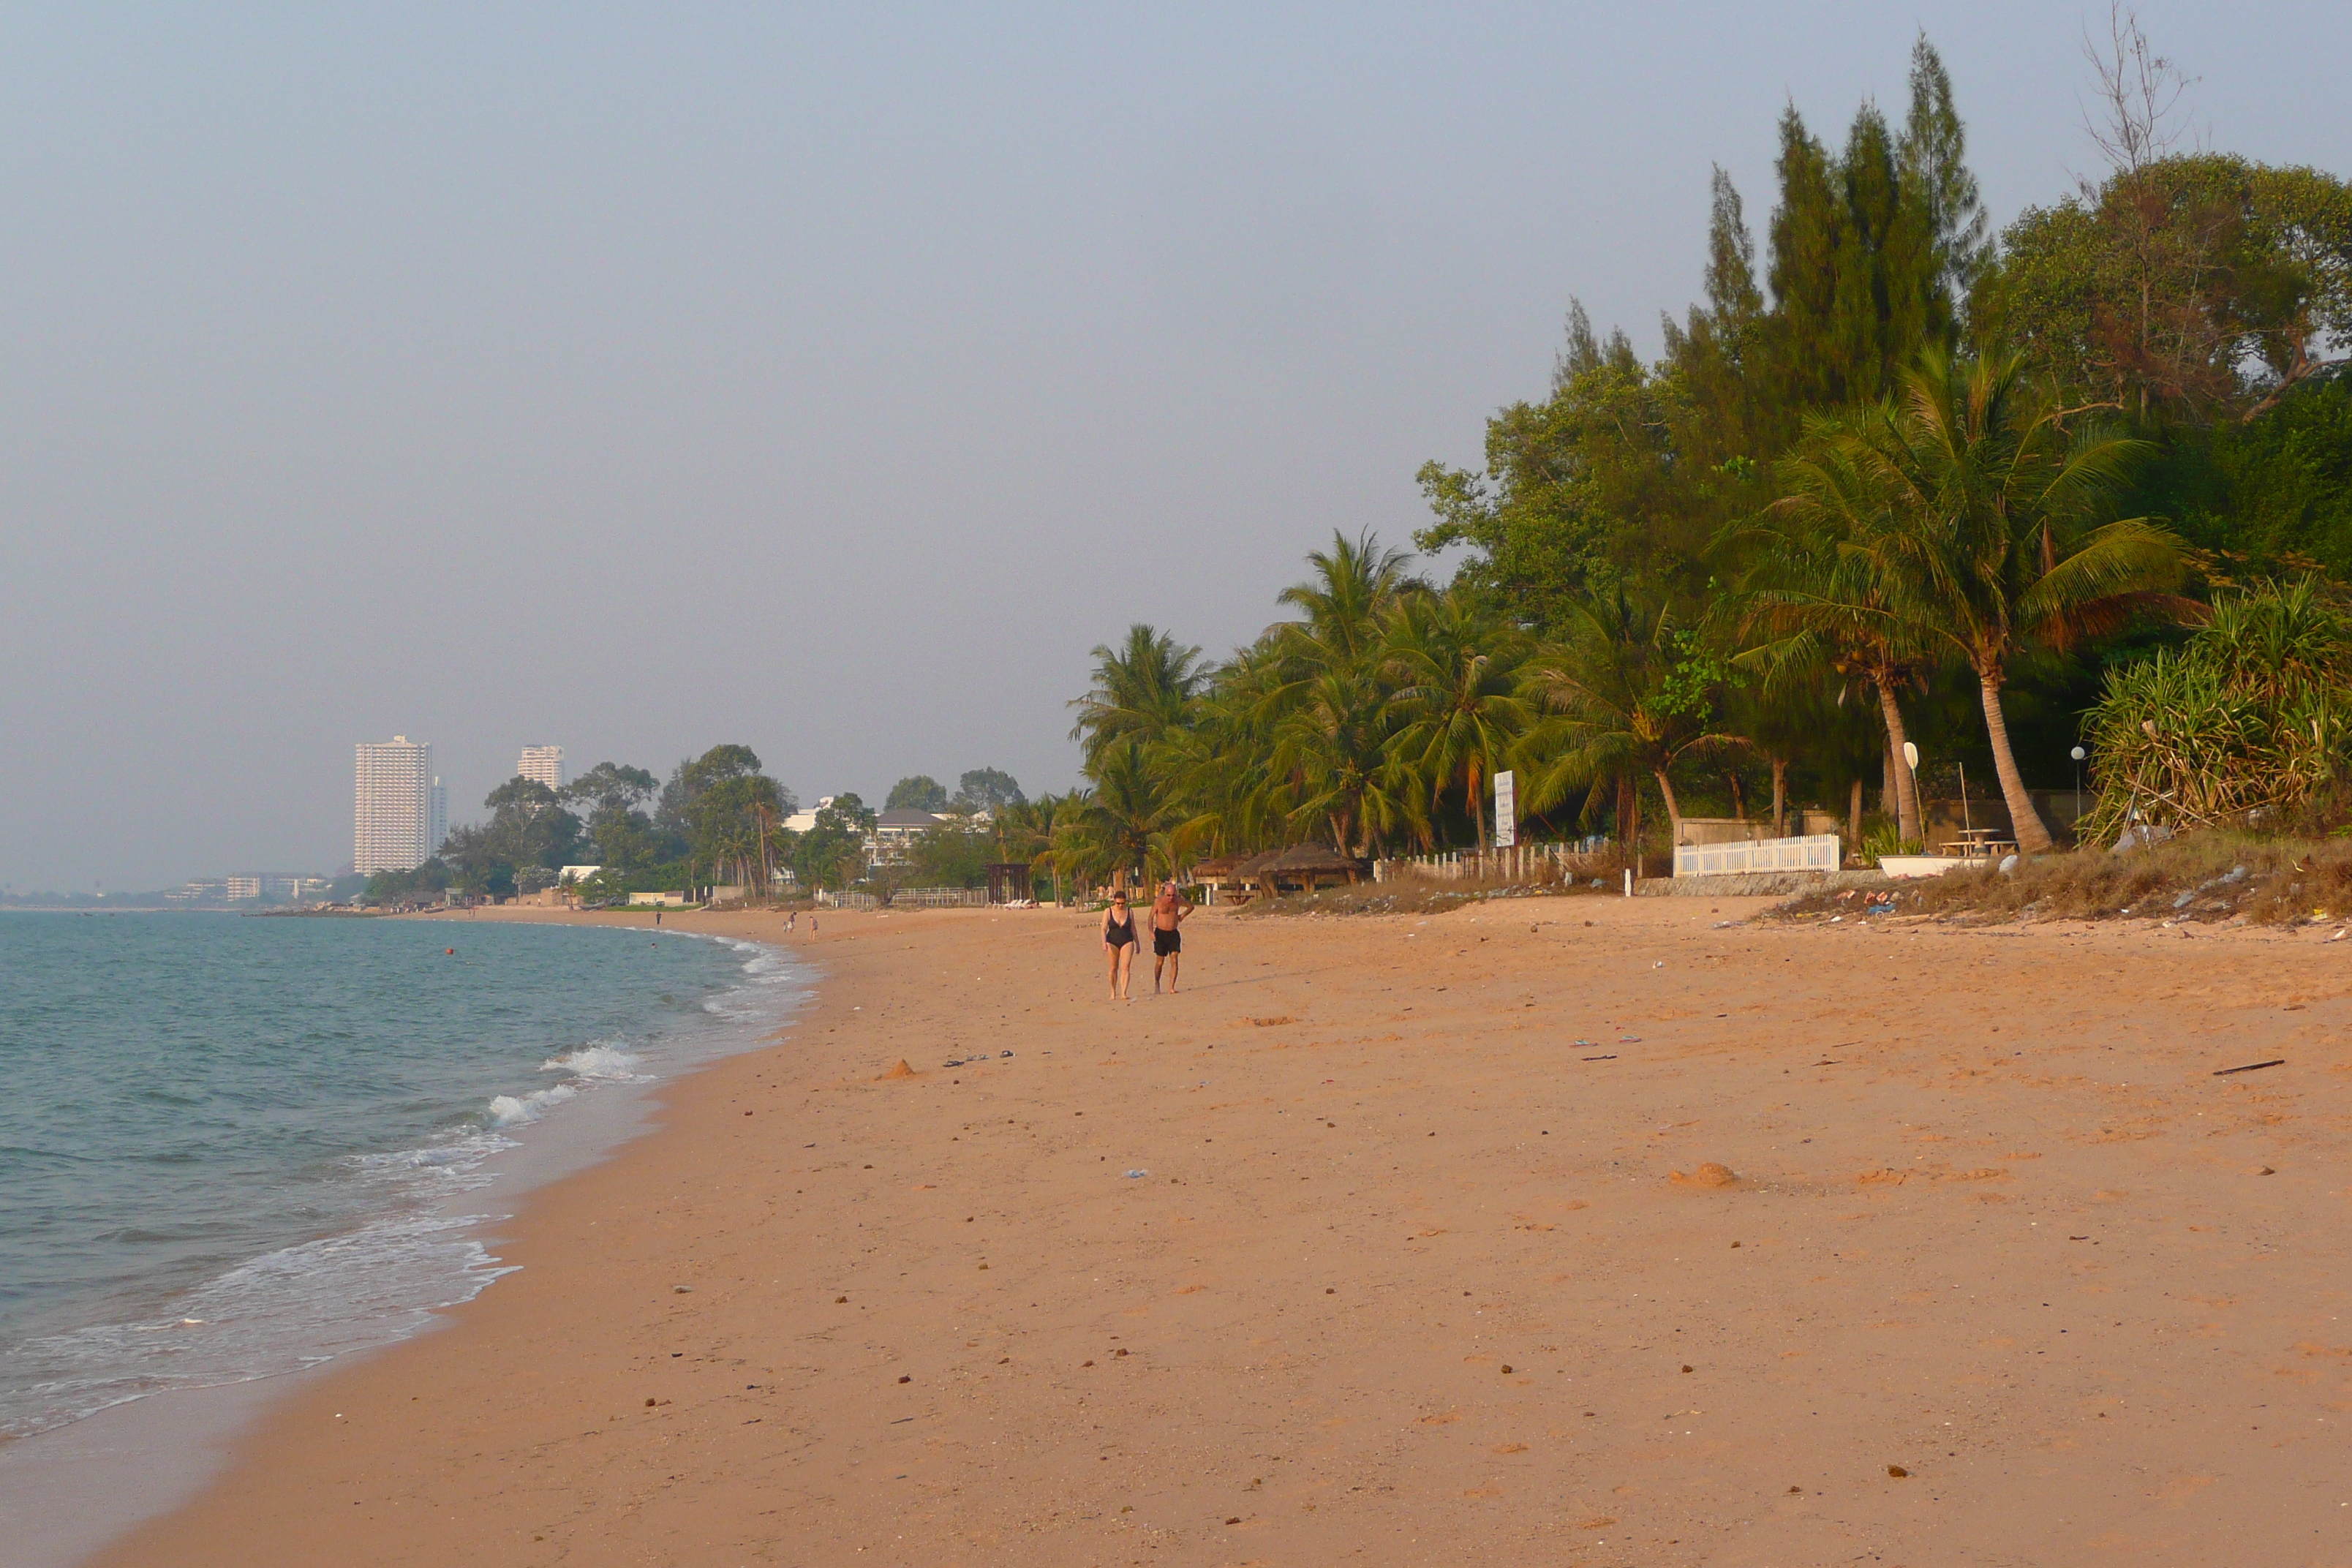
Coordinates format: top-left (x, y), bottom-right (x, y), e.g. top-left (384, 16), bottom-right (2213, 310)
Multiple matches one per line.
top-left (545, 1041), bottom-right (644, 1079)
top-left (0, 1213), bottom-right (515, 1438)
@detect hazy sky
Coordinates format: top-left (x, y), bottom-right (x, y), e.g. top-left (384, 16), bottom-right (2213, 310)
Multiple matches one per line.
top-left (4, 3), bottom-right (2348, 889)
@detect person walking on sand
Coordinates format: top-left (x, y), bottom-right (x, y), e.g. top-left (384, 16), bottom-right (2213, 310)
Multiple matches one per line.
top-left (1101, 892), bottom-right (1139, 1000)
top-left (1150, 879), bottom-right (1190, 993)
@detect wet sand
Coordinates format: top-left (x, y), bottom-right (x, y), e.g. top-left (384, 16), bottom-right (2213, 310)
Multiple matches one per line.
top-left (94, 897), bottom-right (2352, 1565)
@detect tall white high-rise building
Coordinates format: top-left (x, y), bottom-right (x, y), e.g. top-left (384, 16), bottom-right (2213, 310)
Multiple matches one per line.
top-left (429, 777), bottom-right (448, 854)
top-left (517, 745), bottom-right (566, 791)
top-left (355, 737), bottom-right (434, 874)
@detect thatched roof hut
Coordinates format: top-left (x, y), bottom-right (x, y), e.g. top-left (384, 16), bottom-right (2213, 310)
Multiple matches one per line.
top-left (1189, 852), bottom-right (1247, 884)
top-left (1264, 843), bottom-right (1371, 890)
top-left (1231, 849), bottom-right (1285, 885)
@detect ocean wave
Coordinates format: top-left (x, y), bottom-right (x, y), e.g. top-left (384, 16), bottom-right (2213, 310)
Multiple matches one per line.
top-left (0, 1213), bottom-right (515, 1438)
top-left (0, 922), bottom-right (811, 1444)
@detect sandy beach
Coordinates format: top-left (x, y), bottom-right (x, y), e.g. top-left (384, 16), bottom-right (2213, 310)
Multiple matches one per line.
top-left (90, 897), bottom-right (2352, 1566)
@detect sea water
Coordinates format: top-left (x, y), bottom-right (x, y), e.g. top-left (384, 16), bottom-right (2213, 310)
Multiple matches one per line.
top-left (0, 913), bottom-right (804, 1438)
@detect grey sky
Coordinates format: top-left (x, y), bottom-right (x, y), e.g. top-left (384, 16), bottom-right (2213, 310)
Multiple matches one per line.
top-left (4, 4), bottom-right (2346, 889)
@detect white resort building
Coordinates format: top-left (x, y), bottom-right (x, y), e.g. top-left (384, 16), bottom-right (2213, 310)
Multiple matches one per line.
top-left (518, 745), bottom-right (566, 791)
top-left (355, 736), bottom-right (436, 873)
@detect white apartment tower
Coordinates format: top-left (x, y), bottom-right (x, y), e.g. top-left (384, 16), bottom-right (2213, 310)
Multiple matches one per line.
top-left (517, 745), bottom-right (566, 791)
top-left (355, 736), bottom-right (435, 874)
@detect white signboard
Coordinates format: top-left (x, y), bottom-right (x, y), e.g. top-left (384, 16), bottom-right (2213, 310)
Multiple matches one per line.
top-left (1493, 769), bottom-right (1516, 848)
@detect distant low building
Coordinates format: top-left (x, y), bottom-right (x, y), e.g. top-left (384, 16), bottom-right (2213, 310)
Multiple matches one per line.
top-left (222, 876), bottom-right (261, 901)
top-left (870, 808), bottom-right (945, 866)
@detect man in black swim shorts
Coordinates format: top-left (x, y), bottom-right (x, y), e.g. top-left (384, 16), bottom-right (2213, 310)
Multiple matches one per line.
top-left (1149, 880), bottom-right (1190, 994)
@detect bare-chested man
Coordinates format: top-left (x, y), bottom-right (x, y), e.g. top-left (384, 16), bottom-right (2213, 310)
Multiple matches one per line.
top-left (1149, 880), bottom-right (1191, 993)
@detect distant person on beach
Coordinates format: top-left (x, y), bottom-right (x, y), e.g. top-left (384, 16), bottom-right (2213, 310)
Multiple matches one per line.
top-left (1150, 880), bottom-right (1190, 993)
top-left (1101, 892), bottom-right (1138, 1000)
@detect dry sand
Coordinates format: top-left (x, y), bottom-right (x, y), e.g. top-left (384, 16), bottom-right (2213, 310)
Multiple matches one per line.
top-left (92, 897), bottom-right (2352, 1566)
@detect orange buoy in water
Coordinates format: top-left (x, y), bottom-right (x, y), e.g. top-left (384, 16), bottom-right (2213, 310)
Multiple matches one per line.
top-left (445, 948), bottom-right (454, 955)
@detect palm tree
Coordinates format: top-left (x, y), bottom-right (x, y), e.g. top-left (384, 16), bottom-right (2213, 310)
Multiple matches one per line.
top-left (1517, 588), bottom-right (1744, 863)
top-left (1382, 589), bottom-right (1534, 849)
top-left (1736, 430), bottom-right (1937, 844)
top-left (1068, 625), bottom-right (1205, 767)
top-left (1154, 652), bottom-right (1292, 859)
top-left (1055, 741), bottom-right (1180, 894)
top-left (1273, 529), bottom-right (1420, 667)
top-left (1834, 347), bottom-right (2192, 851)
top-left (1268, 668), bottom-right (1418, 856)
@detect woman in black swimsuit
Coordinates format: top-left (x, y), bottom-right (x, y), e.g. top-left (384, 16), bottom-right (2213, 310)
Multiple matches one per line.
top-left (1101, 892), bottom-right (1138, 1000)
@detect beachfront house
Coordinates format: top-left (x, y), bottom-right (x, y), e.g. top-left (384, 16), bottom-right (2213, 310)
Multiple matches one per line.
top-left (868, 807), bottom-right (946, 867)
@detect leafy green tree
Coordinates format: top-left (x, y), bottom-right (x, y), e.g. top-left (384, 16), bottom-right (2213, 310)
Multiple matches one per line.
top-left (655, 745), bottom-right (772, 843)
top-left (951, 768), bottom-right (1025, 813)
top-left (1975, 155), bottom-right (2352, 423)
top-left (886, 775), bottom-right (949, 812)
top-left (364, 859), bottom-right (451, 905)
top-left (1517, 590), bottom-right (1744, 853)
top-left (564, 762), bottom-right (658, 816)
top-left (909, 823), bottom-right (991, 887)
top-left (441, 778), bottom-right (584, 897)
top-left (690, 772), bottom-right (789, 892)
top-left (2159, 378), bottom-right (2352, 572)
top-left (562, 762), bottom-right (662, 872)
top-left (791, 794), bottom-right (875, 891)
top-left (1415, 314), bottom-right (1708, 623)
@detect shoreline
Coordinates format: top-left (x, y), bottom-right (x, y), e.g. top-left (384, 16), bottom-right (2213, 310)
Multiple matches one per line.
top-left (86, 897), bottom-right (2352, 1564)
top-left (0, 911), bottom-right (806, 1568)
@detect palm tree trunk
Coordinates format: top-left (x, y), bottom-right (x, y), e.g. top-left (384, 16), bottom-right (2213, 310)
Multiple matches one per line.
top-left (1848, 777), bottom-right (1863, 856)
top-left (1470, 763), bottom-right (1488, 851)
top-left (1654, 769), bottom-right (1684, 851)
top-left (1977, 667), bottom-right (2054, 853)
top-left (1872, 675), bottom-right (1922, 844)
top-left (1771, 757), bottom-right (1788, 837)
top-left (1616, 774), bottom-right (1639, 878)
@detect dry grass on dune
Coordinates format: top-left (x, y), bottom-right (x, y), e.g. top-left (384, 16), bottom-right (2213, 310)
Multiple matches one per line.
top-left (1240, 854), bottom-right (1629, 917)
top-left (1773, 832), bottom-right (2352, 925)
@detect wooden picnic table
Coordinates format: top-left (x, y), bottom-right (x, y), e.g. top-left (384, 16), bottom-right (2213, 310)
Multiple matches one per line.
top-left (1948, 828), bottom-right (2016, 859)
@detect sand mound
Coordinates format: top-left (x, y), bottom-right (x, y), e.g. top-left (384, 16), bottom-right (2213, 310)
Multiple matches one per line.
top-left (875, 1060), bottom-right (919, 1081)
top-left (1670, 1161), bottom-right (1738, 1188)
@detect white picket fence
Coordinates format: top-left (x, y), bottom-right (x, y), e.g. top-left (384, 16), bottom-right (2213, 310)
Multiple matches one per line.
top-left (1373, 838), bottom-right (1613, 883)
top-left (887, 887), bottom-right (990, 908)
top-left (1672, 833), bottom-right (1842, 878)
